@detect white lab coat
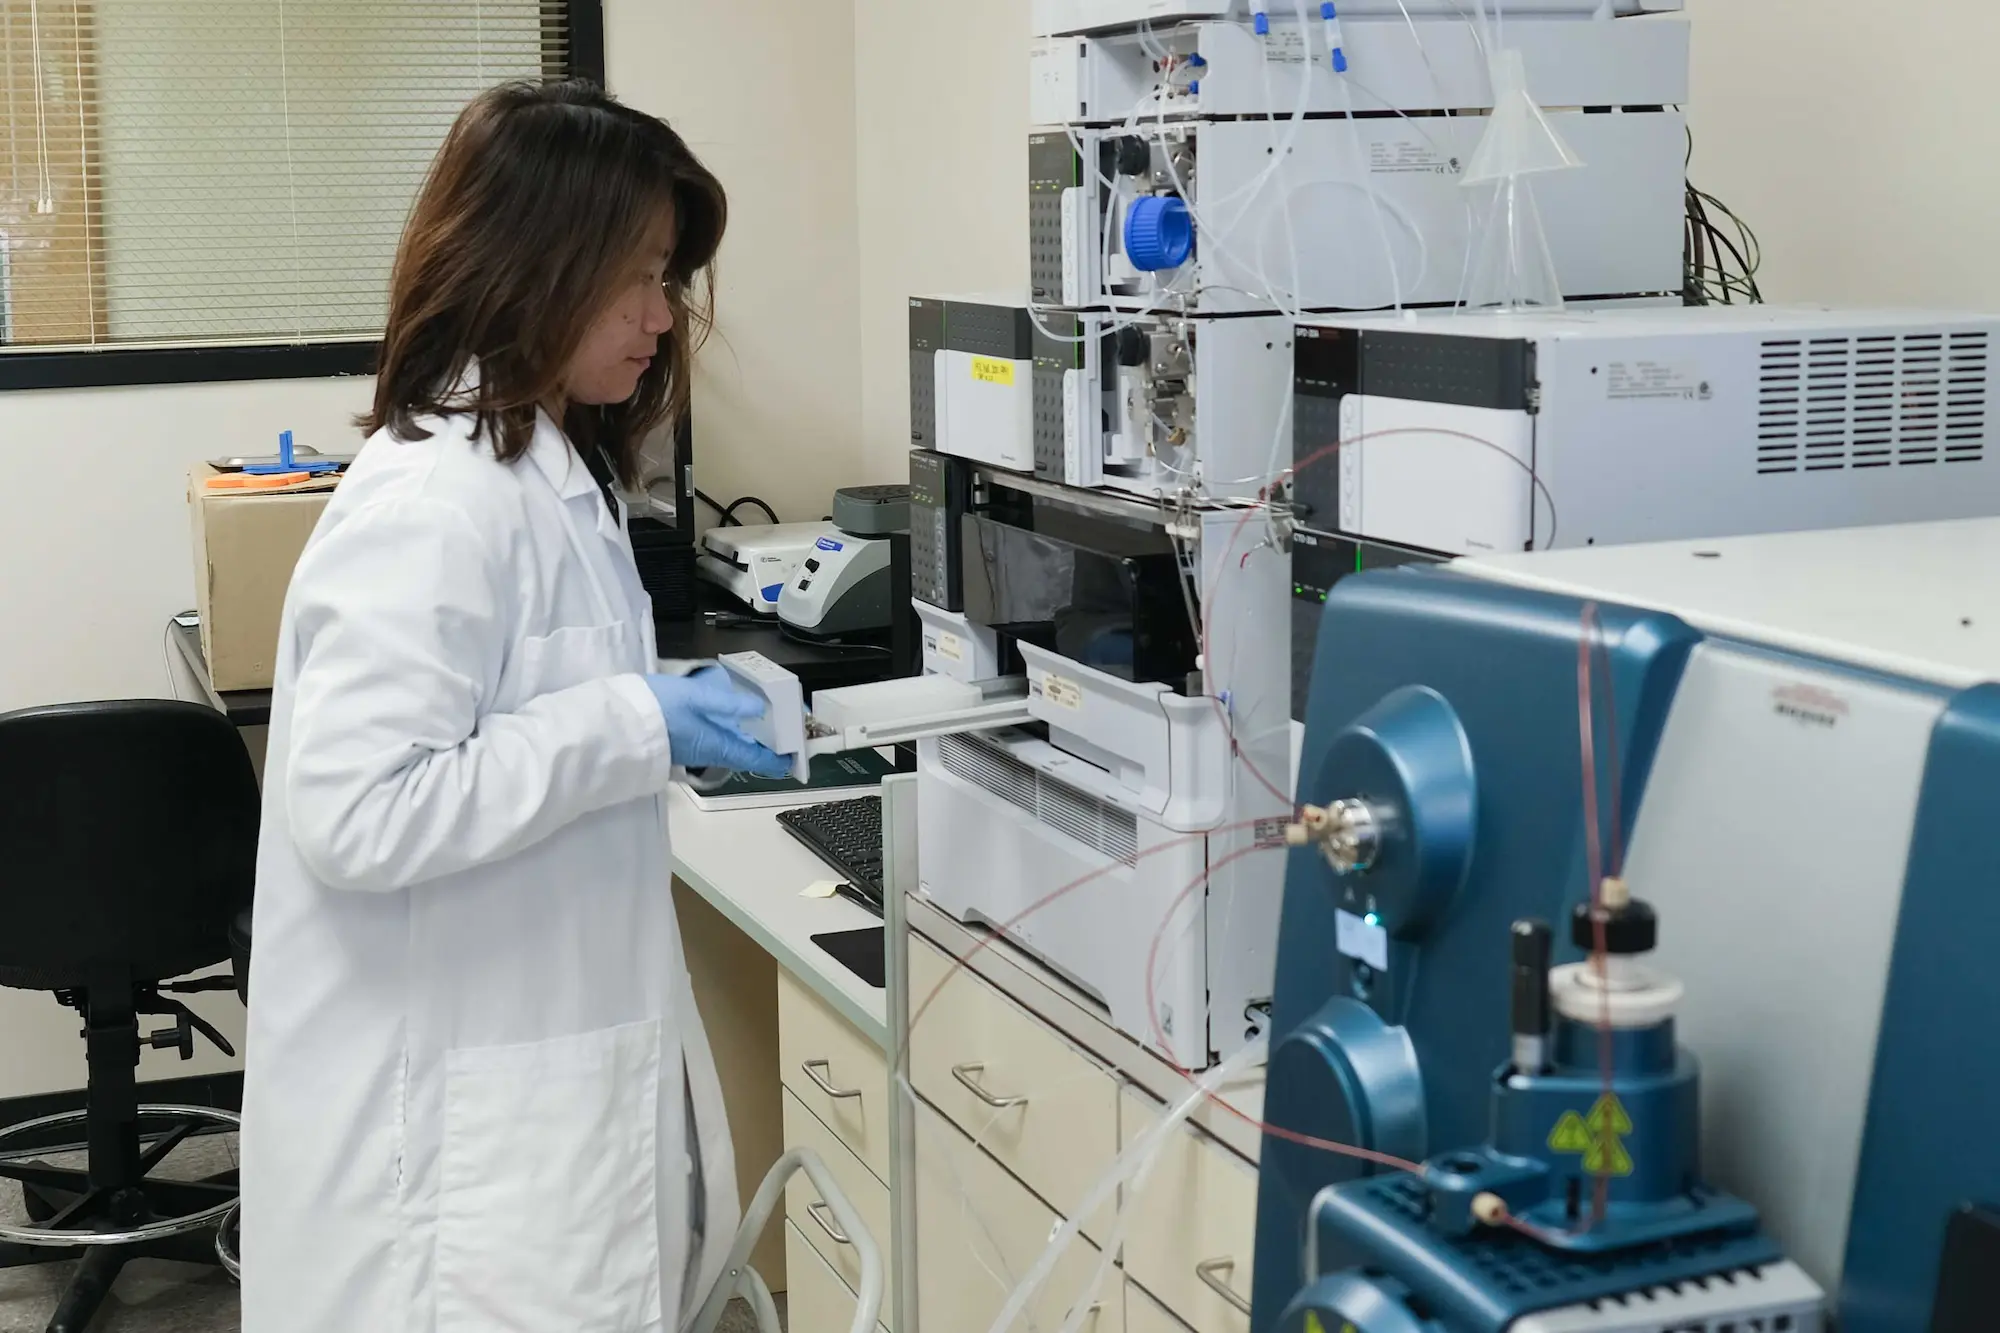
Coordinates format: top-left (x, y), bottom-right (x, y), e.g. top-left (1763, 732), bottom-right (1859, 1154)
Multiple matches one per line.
top-left (238, 400), bottom-right (739, 1333)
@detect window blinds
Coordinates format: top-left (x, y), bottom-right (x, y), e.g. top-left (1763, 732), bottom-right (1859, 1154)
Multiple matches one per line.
top-left (0, 1), bottom-right (568, 349)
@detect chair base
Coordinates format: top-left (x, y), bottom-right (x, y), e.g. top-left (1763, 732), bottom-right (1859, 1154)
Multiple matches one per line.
top-left (0, 1106), bottom-right (240, 1333)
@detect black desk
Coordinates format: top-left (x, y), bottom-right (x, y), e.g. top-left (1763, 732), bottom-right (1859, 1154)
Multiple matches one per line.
top-left (170, 621), bottom-right (273, 728)
top-left (655, 587), bottom-right (898, 696)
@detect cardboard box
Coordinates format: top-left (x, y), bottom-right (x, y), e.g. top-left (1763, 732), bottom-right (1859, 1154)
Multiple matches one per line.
top-left (187, 465), bottom-right (338, 692)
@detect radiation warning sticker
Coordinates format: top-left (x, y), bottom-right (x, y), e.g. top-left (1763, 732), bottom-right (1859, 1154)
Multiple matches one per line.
top-left (1548, 1094), bottom-right (1635, 1178)
top-left (1547, 1111), bottom-right (1592, 1154)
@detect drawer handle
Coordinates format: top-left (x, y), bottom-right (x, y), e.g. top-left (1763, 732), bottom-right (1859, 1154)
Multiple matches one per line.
top-left (1196, 1257), bottom-right (1252, 1315)
top-left (807, 1200), bottom-right (853, 1246)
top-left (801, 1058), bottom-right (863, 1100)
top-left (950, 1062), bottom-right (1029, 1109)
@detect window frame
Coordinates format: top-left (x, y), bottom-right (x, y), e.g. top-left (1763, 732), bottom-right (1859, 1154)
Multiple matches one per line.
top-left (0, 0), bottom-right (606, 393)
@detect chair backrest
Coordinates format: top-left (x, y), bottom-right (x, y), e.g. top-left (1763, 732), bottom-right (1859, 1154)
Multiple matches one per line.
top-left (0, 700), bottom-right (260, 990)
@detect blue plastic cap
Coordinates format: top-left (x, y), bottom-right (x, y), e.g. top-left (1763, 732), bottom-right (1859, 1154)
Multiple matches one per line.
top-left (1188, 78), bottom-right (1201, 95)
top-left (1332, 48), bottom-right (1348, 72)
top-left (1124, 195), bottom-right (1194, 272)
top-left (1188, 53), bottom-right (1207, 67)
top-left (1321, 1), bottom-right (1337, 17)
top-left (1253, 12), bottom-right (1270, 34)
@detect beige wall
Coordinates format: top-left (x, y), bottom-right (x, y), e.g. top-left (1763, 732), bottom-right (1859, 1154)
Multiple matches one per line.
top-left (607, 0), bottom-right (867, 525)
top-left (852, 0), bottom-right (1033, 483)
top-left (0, 375), bottom-right (372, 715)
top-left (1681, 0), bottom-right (2000, 309)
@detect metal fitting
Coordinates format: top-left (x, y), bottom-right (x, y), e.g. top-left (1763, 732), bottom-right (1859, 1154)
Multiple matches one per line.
top-left (1283, 799), bottom-right (1382, 874)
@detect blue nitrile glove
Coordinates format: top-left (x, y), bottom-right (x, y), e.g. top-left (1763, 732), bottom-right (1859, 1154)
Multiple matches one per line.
top-left (644, 666), bottom-right (793, 777)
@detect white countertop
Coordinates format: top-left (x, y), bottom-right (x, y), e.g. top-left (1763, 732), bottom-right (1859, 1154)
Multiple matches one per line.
top-left (666, 782), bottom-right (889, 1049)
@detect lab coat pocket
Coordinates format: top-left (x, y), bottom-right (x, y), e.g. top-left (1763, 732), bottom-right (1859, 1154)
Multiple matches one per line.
top-left (501, 621), bottom-right (640, 712)
top-left (436, 1018), bottom-right (664, 1333)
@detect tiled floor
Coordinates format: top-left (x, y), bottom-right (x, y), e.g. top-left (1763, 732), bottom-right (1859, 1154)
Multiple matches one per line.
top-left (0, 1135), bottom-right (781, 1331)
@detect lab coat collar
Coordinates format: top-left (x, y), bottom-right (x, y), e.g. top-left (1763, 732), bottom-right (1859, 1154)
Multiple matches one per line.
top-left (524, 408), bottom-right (602, 506)
top-left (444, 358), bottom-right (587, 497)
top-left (450, 357), bottom-right (619, 535)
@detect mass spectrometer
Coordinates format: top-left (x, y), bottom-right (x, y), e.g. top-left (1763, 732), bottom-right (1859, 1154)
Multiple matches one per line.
top-left (1254, 517), bottom-right (2000, 1332)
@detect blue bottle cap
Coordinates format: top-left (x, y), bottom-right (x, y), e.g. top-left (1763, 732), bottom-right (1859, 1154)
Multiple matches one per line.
top-left (1124, 195), bottom-right (1194, 272)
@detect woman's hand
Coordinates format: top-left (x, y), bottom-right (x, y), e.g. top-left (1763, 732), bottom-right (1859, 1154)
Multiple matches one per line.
top-left (645, 666), bottom-right (793, 777)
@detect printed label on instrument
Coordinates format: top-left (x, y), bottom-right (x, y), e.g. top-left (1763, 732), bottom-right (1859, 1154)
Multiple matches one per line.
top-left (1548, 1094), bottom-right (1636, 1177)
top-left (1264, 25), bottom-right (1308, 65)
top-left (1606, 359), bottom-right (1710, 402)
top-left (1369, 139), bottom-right (1459, 176)
top-left (933, 631), bottom-right (964, 662)
top-left (971, 356), bottom-right (1016, 386)
top-left (1334, 908), bottom-right (1388, 972)
top-left (1255, 817), bottom-right (1292, 850)
top-left (1772, 681), bottom-right (1849, 729)
top-left (1039, 673), bottom-right (1084, 711)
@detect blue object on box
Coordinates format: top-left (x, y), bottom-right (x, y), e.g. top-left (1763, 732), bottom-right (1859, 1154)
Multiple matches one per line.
top-left (244, 430), bottom-right (340, 476)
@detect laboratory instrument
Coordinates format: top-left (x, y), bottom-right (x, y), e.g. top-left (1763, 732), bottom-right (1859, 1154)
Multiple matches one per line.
top-left (1255, 516), bottom-right (2000, 1332)
top-left (907, 448), bottom-right (978, 612)
top-left (716, 651), bottom-right (809, 782)
top-left (1031, 14), bottom-right (1688, 125)
top-left (916, 300), bottom-right (1294, 501)
top-left (697, 520), bottom-right (841, 615)
top-left (908, 295), bottom-right (1040, 473)
top-left (1033, 0), bottom-right (1681, 36)
top-left (1032, 112), bottom-right (1684, 314)
top-left (776, 486), bottom-right (912, 639)
top-left (1293, 306), bottom-right (2000, 557)
top-left (748, 470), bottom-right (1294, 1068)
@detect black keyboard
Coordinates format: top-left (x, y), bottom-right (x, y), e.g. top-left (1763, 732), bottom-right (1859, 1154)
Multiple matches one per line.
top-left (777, 796), bottom-right (884, 909)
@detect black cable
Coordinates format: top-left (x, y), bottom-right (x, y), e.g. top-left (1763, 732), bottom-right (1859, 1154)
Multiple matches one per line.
top-left (1682, 125), bottom-right (1764, 308)
top-left (777, 622), bottom-right (892, 656)
top-left (723, 496), bottom-right (781, 526)
top-left (693, 490), bottom-right (782, 528)
top-left (693, 489), bottom-right (736, 525)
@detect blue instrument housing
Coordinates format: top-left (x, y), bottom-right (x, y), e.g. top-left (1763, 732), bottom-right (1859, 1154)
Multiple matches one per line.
top-left (1253, 563), bottom-right (2000, 1330)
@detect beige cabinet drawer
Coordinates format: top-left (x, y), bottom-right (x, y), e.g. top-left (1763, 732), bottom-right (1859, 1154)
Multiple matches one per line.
top-left (1128, 1281), bottom-right (1199, 1333)
top-left (1121, 1089), bottom-right (1259, 1333)
top-left (782, 1087), bottom-right (895, 1327)
top-left (779, 967), bottom-right (891, 1179)
top-left (909, 936), bottom-right (1120, 1225)
top-left (784, 1217), bottom-right (888, 1333)
top-left (914, 1099), bottom-right (1122, 1333)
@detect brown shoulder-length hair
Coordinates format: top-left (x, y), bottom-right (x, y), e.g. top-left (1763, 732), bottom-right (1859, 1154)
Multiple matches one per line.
top-left (362, 80), bottom-right (725, 487)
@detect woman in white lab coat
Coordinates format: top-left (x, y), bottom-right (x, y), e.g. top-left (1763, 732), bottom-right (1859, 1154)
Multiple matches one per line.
top-left (238, 80), bottom-right (790, 1333)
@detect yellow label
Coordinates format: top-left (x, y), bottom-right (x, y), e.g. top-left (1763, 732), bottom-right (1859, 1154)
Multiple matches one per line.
top-left (1584, 1134), bottom-right (1636, 1178)
top-left (1548, 1094), bottom-right (1636, 1178)
top-left (935, 631), bottom-right (964, 662)
top-left (971, 355), bottom-right (1016, 386)
top-left (1041, 673), bottom-right (1084, 711)
top-left (1586, 1093), bottom-right (1634, 1137)
top-left (1547, 1111), bottom-right (1592, 1154)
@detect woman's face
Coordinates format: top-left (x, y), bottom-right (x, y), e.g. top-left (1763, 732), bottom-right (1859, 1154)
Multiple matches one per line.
top-left (562, 212), bottom-right (678, 407)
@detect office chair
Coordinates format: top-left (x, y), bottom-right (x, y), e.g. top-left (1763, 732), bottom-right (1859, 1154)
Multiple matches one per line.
top-left (0, 701), bottom-right (258, 1333)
